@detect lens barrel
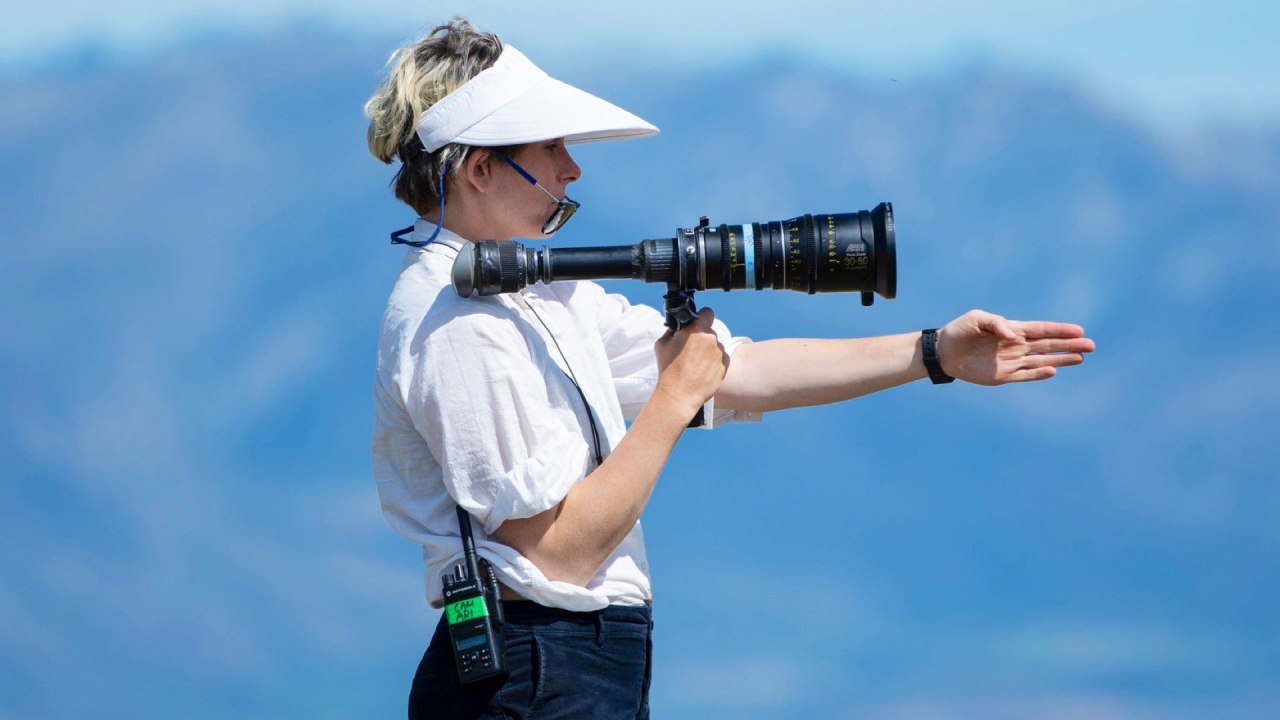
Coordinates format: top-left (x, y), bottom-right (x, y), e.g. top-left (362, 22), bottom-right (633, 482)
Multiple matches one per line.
top-left (453, 202), bottom-right (896, 305)
top-left (691, 202), bottom-right (895, 303)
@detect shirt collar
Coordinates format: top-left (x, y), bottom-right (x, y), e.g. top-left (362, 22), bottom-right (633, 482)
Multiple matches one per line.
top-left (411, 217), bottom-right (468, 252)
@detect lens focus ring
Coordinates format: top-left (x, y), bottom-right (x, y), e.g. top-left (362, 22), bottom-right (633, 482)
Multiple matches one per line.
top-left (498, 242), bottom-right (521, 293)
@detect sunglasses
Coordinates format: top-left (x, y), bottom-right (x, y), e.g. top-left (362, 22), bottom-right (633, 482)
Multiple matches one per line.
top-left (501, 156), bottom-right (580, 235)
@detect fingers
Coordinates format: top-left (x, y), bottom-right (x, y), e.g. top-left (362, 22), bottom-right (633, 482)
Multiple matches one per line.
top-left (952, 312), bottom-right (1094, 385)
top-left (653, 305), bottom-right (730, 409)
top-left (1007, 366), bottom-right (1058, 383)
top-left (1016, 320), bottom-right (1087, 340)
top-left (1026, 337), bottom-right (1096, 354)
top-left (661, 307), bottom-right (716, 340)
top-left (695, 306), bottom-right (716, 328)
top-left (1020, 353), bottom-right (1086, 370)
top-left (1002, 351), bottom-right (1086, 383)
top-left (678, 307), bottom-right (716, 333)
top-left (972, 310), bottom-right (1018, 341)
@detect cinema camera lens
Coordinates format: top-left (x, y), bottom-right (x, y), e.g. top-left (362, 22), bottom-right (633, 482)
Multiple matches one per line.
top-left (453, 202), bottom-right (896, 307)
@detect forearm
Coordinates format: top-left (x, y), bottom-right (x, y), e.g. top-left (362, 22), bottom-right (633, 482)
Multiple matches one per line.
top-left (493, 390), bottom-right (694, 585)
top-left (716, 333), bottom-right (927, 412)
top-left (494, 309), bottom-right (728, 587)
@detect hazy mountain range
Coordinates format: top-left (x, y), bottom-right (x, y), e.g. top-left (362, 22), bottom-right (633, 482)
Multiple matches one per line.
top-left (3, 24), bottom-right (1277, 720)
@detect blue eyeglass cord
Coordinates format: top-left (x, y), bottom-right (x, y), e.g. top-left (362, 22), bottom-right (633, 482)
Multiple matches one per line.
top-left (501, 156), bottom-right (539, 185)
top-left (390, 161), bottom-right (451, 248)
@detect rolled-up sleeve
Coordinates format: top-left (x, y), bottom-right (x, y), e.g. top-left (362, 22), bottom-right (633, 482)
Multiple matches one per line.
top-left (404, 302), bottom-right (592, 534)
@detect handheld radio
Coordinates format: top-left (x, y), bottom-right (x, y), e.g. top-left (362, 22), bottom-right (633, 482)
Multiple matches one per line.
top-left (441, 506), bottom-right (506, 683)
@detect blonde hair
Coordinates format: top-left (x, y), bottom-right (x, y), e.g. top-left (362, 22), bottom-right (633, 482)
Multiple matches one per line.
top-left (364, 17), bottom-right (508, 216)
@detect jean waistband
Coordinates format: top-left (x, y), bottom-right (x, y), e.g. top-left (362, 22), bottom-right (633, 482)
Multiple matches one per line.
top-left (499, 600), bottom-right (651, 626)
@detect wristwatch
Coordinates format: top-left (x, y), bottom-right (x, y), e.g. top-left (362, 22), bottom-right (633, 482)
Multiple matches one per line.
top-left (921, 328), bottom-right (955, 384)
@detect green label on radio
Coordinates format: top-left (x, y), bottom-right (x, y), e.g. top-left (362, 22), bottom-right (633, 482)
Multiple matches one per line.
top-left (445, 597), bottom-right (489, 625)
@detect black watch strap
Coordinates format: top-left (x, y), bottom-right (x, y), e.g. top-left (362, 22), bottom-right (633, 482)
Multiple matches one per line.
top-left (921, 328), bottom-right (955, 384)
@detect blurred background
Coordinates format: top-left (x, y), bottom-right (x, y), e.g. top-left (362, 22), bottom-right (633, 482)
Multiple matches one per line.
top-left (2, 1), bottom-right (1278, 718)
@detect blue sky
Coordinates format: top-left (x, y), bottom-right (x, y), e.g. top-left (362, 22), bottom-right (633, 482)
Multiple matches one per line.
top-left (3, 4), bottom-right (1278, 718)
top-left (7, 0), bottom-right (1280, 131)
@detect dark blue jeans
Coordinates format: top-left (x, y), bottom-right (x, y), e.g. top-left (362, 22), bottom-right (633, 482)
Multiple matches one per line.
top-left (408, 602), bottom-right (654, 720)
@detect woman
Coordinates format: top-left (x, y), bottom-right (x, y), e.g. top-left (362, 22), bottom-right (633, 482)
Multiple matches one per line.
top-left (366, 18), bottom-right (1094, 720)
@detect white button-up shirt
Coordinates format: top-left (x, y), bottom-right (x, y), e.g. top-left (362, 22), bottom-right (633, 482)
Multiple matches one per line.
top-left (372, 221), bottom-right (759, 611)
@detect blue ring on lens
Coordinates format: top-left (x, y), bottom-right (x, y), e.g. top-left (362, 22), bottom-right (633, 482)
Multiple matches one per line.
top-left (742, 224), bottom-right (755, 289)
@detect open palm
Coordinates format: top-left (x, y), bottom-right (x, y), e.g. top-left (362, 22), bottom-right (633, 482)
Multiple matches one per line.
top-left (937, 309), bottom-right (1096, 385)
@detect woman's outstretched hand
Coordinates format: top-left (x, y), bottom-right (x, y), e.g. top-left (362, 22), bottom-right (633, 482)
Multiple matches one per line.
top-left (936, 309), bottom-right (1096, 385)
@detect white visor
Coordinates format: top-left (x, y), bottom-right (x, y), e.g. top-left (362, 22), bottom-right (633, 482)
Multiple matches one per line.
top-left (415, 46), bottom-right (659, 152)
